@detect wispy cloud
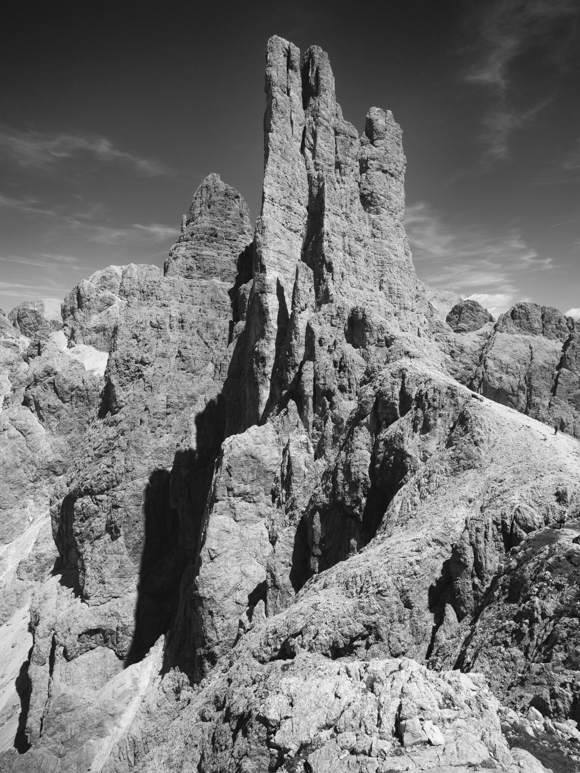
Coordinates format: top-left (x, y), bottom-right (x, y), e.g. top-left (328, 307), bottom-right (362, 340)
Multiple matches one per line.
top-left (406, 201), bottom-right (550, 315)
top-left (0, 280), bottom-right (70, 298)
top-left (132, 224), bottom-right (178, 240)
top-left (0, 192), bottom-right (177, 248)
top-left (0, 253), bottom-right (83, 269)
top-left (61, 220), bottom-right (178, 246)
top-left (566, 307), bottom-right (580, 320)
top-left (480, 99), bottom-right (550, 163)
top-left (0, 126), bottom-right (170, 176)
top-left (562, 139), bottom-right (580, 172)
top-left (463, 0), bottom-right (580, 164)
top-left (465, 0), bottom-right (578, 93)
top-left (0, 192), bottom-right (58, 217)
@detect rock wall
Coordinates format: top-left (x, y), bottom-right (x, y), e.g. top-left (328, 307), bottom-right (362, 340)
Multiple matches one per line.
top-left (225, 36), bottom-right (430, 437)
top-left (0, 302), bottom-right (105, 753)
top-left (444, 300), bottom-right (580, 437)
top-left (1, 174), bottom-right (253, 766)
top-left (2, 34), bottom-right (580, 773)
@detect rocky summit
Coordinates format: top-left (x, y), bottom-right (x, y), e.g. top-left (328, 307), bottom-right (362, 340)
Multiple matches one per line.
top-left (0, 36), bottom-right (579, 773)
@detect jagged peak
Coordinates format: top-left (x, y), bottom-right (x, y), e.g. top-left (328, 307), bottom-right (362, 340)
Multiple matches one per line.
top-left (165, 173), bottom-right (252, 282)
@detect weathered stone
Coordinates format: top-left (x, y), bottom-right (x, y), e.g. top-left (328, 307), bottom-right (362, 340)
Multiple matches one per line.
top-left (96, 653), bottom-right (548, 772)
top-left (8, 299), bottom-right (62, 340)
top-left (0, 303), bottom-right (105, 754)
top-left (19, 174), bottom-right (252, 760)
top-left (443, 301), bottom-right (580, 437)
top-left (225, 35), bottom-right (431, 437)
top-left (2, 34), bottom-right (578, 773)
top-left (446, 298), bottom-right (494, 333)
top-left (164, 173), bottom-right (252, 282)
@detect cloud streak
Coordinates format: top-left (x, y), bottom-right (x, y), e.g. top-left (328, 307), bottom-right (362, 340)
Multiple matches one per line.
top-left (480, 99), bottom-right (550, 163)
top-left (61, 219), bottom-right (178, 246)
top-left (0, 126), bottom-right (170, 176)
top-left (463, 0), bottom-right (580, 164)
top-left (465, 0), bottom-right (579, 94)
top-left (406, 201), bottom-right (550, 316)
top-left (0, 280), bottom-right (71, 299)
top-left (0, 193), bottom-right (57, 217)
top-left (0, 253), bottom-right (84, 269)
top-left (562, 139), bottom-right (580, 172)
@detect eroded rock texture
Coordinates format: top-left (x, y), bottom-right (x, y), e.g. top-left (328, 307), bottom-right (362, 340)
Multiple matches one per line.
top-left (0, 301), bottom-right (105, 752)
top-left (6, 174), bottom-right (253, 765)
top-left (225, 36), bottom-right (430, 437)
top-left (445, 301), bottom-right (580, 437)
top-left (2, 34), bottom-right (580, 773)
top-left (102, 651), bottom-right (547, 773)
top-left (446, 298), bottom-right (493, 333)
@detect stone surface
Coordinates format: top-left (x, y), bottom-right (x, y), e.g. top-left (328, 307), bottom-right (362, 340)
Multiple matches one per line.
top-left (0, 300), bottom-right (105, 753)
top-left (225, 35), bottom-right (431, 437)
top-left (16, 173), bottom-right (252, 764)
top-left (457, 518), bottom-right (580, 721)
top-left (3, 34), bottom-right (580, 773)
top-left (97, 653), bottom-right (549, 773)
top-left (8, 299), bottom-right (62, 340)
top-left (164, 172), bottom-right (252, 281)
top-left (444, 302), bottom-right (580, 438)
top-left (446, 298), bottom-right (493, 333)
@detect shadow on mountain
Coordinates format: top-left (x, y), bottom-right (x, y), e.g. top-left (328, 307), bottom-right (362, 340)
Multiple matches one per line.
top-left (14, 651), bottom-right (32, 754)
top-left (124, 468), bottom-right (183, 666)
top-left (125, 395), bottom-right (225, 669)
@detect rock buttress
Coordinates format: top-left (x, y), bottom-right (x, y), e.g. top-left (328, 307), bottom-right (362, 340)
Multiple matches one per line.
top-left (20, 175), bottom-right (252, 758)
top-left (226, 35), bottom-right (429, 437)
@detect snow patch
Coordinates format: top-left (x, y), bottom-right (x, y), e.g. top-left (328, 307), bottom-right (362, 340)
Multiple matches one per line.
top-left (66, 345), bottom-right (108, 378)
top-left (49, 331), bottom-right (108, 378)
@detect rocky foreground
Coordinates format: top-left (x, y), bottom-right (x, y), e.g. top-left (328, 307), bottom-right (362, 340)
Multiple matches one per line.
top-left (1, 36), bottom-right (580, 773)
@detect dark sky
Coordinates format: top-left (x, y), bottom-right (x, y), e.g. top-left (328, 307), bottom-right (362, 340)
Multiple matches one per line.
top-left (1, 0), bottom-right (579, 318)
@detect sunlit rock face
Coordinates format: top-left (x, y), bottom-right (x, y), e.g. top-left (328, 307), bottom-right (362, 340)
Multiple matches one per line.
top-left (225, 36), bottom-right (432, 439)
top-left (3, 35), bottom-right (580, 773)
top-left (444, 301), bottom-right (580, 437)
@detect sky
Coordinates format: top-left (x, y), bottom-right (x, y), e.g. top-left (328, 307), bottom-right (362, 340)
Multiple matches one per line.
top-left (1, 0), bottom-right (579, 319)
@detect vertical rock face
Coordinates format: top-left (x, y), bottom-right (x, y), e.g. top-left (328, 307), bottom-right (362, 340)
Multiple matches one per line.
top-left (16, 175), bottom-right (252, 763)
top-left (184, 36), bottom-right (436, 684)
top-left (227, 36), bottom-right (428, 435)
top-left (0, 302), bottom-right (106, 753)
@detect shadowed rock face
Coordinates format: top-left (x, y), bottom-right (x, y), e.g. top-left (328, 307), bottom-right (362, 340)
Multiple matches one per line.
top-left (3, 35), bottom-right (580, 773)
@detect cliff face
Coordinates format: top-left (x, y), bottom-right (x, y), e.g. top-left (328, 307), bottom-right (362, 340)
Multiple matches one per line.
top-left (226, 37), bottom-right (430, 437)
top-left (443, 299), bottom-right (580, 438)
top-left (0, 35), bottom-right (579, 773)
top-left (0, 300), bottom-right (105, 752)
